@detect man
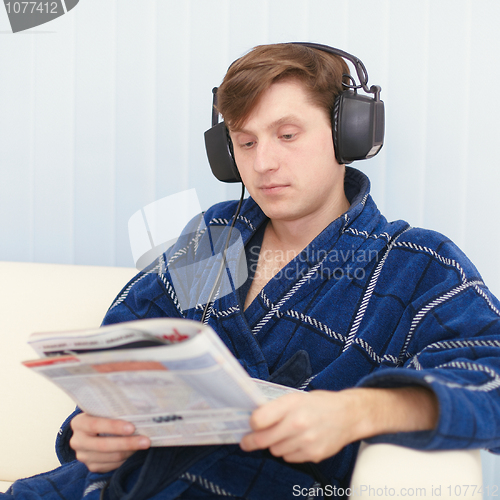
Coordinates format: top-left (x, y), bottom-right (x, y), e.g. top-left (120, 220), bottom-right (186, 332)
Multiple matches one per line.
top-left (8, 43), bottom-right (500, 499)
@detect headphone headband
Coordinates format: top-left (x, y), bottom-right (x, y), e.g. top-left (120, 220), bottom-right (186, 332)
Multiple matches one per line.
top-left (291, 42), bottom-right (372, 94)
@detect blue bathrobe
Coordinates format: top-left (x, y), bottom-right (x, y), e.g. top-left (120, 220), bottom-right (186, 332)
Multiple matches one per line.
top-left (6, 167), bottom-right (500, 499)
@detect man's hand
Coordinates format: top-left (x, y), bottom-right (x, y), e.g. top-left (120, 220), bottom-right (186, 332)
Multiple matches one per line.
top-left (240, 387), bottom-right (438, 464)
top-left (70, 413), bottom-right (151, 473)
top-left (240, 390), bottom-right (363, 463)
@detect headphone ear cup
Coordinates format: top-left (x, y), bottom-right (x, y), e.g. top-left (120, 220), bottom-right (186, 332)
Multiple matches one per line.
top-left (332, 91), bottom-right (384, 164)
top-left (204, 122), bottom-right (242, 183)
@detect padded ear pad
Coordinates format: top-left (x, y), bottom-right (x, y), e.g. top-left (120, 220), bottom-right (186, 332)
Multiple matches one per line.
top-left (204, 122), bottom-right (241, 183)
top-left (333, 90), bottom-right (385, 164)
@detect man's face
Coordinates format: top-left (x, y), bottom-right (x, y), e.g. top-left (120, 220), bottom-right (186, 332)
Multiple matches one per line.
top-left (229, 79), bottom-right (346, 227)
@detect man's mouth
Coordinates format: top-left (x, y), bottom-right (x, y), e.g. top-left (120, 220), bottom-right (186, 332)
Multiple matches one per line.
top-left (259, 183), bottom-right (289, 194)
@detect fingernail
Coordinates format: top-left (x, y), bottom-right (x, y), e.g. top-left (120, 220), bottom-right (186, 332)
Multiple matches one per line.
top-left (123, 423), bottom-right (134, 434)
top-left (138, 437), bottom-right (150, 448)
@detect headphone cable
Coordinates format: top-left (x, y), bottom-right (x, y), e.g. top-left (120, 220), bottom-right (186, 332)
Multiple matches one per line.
top-left (200, 183), bottom-right (245, 324)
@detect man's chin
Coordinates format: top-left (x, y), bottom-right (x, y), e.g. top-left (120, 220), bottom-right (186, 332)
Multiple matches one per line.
top-left (259, 205), bottom-right (301, 223)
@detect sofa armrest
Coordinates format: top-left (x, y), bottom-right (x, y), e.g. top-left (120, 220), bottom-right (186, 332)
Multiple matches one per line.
top-left (350, 442), bottom-right (483, 498)
top-left (0, 261), bottom-right (136, 489)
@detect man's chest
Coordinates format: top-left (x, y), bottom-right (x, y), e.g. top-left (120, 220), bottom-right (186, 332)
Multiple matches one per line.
top-left (244, 245), bottom-right (299, 310)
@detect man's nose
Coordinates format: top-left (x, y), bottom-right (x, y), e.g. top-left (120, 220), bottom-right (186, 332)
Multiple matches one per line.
top-left (253, 139), bottom-right (279, 173)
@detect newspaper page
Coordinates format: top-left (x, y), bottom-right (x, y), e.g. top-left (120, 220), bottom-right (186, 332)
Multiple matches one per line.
top-left (23, 319), bottom-right (297, 445)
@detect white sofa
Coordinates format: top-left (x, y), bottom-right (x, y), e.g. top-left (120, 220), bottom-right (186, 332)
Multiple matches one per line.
top-left (0, 261), bottom-right (484, 497)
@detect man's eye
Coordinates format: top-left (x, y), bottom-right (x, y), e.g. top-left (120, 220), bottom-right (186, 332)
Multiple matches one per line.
top-left (281, 134), bottom-right (295, 140)
top-left (241, 141), bottom-right (255, 148)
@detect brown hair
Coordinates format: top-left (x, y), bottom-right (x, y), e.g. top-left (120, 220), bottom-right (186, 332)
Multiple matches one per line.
top-left (216, 43), bottom-right (350, 131)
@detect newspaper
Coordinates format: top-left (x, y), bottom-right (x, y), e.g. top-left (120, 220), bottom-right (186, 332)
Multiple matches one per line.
top-left (23, 318), bottom-right (298, 446)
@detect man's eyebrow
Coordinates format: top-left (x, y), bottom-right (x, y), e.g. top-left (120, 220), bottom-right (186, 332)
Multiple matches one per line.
top-left (231, 115), bottom-right (302, 134)
top-left (267, 115), bottom-right (302, 130)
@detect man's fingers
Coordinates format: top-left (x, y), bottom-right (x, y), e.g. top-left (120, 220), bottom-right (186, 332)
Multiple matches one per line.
top-left (70, 432), bottom-right (150, 454)
top-left (75, 451), bottom-right (135, 473)
top-left (250, 393), bottom-right (306, 431)
top-left (241, 424), bottom-right (287, 452)
top-left (69, 412), bottom-right (151, 473)
top-left (71, 413), bottom-right (135, 437)
top-left (242, 401), bottom-right (306, 451)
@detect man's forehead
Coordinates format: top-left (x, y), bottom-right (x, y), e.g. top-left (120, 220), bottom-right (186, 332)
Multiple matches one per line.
top-left (228, 79), bottom-right (325, 133)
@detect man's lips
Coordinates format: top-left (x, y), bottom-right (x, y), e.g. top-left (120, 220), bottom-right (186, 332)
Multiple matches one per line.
top-left (259, 183), bottom-right (290, 194)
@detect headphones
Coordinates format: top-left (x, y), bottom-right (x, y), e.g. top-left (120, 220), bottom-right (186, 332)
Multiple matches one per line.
top-left (204, 42), bottom-right (385, 183)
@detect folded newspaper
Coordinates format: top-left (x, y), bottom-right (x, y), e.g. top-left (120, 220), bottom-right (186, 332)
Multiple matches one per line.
top-left (23, 318), bottom-right (297, 446)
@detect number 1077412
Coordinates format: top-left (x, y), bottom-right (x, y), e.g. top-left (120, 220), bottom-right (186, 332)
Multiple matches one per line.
top-left (5, 2), bottom-right (59, 14)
